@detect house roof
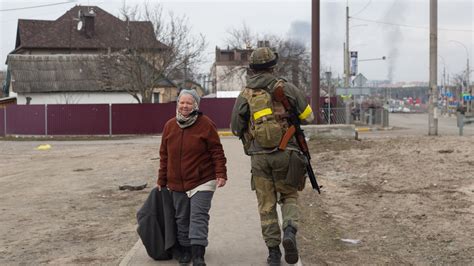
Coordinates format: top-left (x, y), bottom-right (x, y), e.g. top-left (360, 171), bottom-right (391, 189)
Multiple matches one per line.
top-left (156, 77), bottom-right (177, 88)
top-left (8, 54), bottom-right (176, 94)
top-left (9, 54), bottom-right (118, 93)
top-left (13, 5), bottom-right (167, 53)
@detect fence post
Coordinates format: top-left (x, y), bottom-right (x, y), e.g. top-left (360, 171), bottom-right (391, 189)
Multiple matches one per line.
top-left (328, 105), bottom-right (331, 125)
top-left (4, 106), bottom-right (6, 136)
top-left (383, 109), bottom-right (389, 127)
top-left (368, 109), bottom-right (374, 126)
top-left (109, 104), bottom-right (112, 136)
top-left (457, 113), bottom-right (464, 136)
top-left (345, 102), bottom-right (350, 124)
top-left (45, 104), bottom-right (48, 136)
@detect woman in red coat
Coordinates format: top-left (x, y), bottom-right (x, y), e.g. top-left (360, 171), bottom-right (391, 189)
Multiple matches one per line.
top-left (158, 89), bottom-right (227, 266)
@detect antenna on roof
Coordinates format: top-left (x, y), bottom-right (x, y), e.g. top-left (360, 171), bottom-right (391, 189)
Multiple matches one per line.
top-left (75, 8), bottom-right (83, 31)
top-left (77, 20), bottom-right (83, 31)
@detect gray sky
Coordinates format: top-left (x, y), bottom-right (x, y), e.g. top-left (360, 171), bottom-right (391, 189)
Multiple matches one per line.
top-left (0, 0), bottom-right (473, 83)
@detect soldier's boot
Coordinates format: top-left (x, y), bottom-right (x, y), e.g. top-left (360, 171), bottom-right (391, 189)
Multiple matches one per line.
top-left (179, 246), bottom-right (192, 265)
top-left (267, 246), bottom-right (282, 266)
top-left (282, 225), bottom-right (299, 264)
top-left (192, 245), bottom-right (206, 266)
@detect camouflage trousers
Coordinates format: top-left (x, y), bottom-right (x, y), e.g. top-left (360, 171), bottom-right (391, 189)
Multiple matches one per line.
top-left (251, 150), bottom-right (299, 248)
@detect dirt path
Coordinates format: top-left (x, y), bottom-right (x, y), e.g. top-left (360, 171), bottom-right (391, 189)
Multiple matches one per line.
top-left (299, 136), bottom-right (474, 264)
top-left (0, 138), bottom-right (159, 264)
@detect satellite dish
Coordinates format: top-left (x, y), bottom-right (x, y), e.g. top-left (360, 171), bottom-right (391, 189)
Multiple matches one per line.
top-left (77, 20), bottom-right (83, 31)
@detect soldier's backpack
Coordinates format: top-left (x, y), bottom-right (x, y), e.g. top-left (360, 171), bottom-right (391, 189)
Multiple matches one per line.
top-left (242, 83), bottom-right (287, 148)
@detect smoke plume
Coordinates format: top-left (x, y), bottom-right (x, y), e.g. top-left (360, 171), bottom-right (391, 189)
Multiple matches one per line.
top-left (383, 1), bottom-right (408, 83)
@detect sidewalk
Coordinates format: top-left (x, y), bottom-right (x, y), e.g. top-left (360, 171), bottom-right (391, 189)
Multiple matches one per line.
top-left (119, 137), bottom-right (301, 266)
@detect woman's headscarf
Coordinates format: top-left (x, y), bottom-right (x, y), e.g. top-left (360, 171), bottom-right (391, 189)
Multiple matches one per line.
top-left (176, 89), bottom-right (201, 128)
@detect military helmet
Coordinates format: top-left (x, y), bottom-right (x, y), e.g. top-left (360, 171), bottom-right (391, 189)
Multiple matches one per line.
top-left (249, 47), bottom-right (279, 70)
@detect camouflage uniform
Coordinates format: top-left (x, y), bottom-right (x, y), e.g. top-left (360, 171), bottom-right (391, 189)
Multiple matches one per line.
top-left (231, 71), bottom-right (313, 248)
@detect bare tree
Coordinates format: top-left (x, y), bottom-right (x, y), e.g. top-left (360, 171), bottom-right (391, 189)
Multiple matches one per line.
top-left (451, 72), bottom-right (467, 100)
top-left (111, 1), bottom-right (207, 103)
top-left (273, 38), bottom-right (311, 93)
top-left (225, 22), bottom-right (256, 49)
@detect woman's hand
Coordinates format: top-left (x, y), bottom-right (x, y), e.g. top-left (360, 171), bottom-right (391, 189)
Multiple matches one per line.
top-left (156, 184), bottom-right (167, 191)
top-left (216, 178), bottom-right (226, 188)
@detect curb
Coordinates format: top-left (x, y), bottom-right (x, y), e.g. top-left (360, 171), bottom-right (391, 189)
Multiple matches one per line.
top-left (355, 127), bottom-right (393, 132)
top-left (119, 240), bottom-right (142, 266)
top-left (218, 131), bottom-right (234, 136)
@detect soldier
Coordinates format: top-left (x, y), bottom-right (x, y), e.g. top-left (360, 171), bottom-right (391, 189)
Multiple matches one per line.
top-left (231, 47), bottom-right (314, 265)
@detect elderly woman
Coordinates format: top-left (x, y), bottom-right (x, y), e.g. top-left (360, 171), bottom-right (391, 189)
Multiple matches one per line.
top-left (157, 89), bottom-right (227, 266)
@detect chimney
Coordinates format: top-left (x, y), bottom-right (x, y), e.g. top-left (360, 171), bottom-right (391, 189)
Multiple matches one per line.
top-left (83, 8), bottom-right (96, 38)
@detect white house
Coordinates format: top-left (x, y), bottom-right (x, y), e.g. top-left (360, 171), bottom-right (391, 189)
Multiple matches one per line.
top-left (7, 54), bottom-right (177, 104)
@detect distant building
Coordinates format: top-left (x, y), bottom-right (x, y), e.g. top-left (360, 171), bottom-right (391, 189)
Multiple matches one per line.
top-left (182, 80), bottom-right (205, 97)
top-left (209, 46), bottom-right (252, 98)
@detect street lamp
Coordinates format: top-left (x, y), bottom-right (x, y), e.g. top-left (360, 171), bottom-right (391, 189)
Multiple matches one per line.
top-left (438, 55), bottom-right (449, 115)
top-left (449, 40), bottom-right (471, 112)
top-left (344, 0), bottom-right (371, 87)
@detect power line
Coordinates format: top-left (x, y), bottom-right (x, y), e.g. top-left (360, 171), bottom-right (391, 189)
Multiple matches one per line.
top-left (351, 16), bottom-right (474, 33)
top-left (351, 0), bottom-right (372, 17)
top-left (0, 0), bottom-right (77, 12)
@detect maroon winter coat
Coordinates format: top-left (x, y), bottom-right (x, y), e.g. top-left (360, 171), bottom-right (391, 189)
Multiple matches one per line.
top-left (157, 114), bottom-right (227, 192)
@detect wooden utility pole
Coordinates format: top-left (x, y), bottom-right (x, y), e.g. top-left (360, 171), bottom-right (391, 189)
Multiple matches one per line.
top-left (311, 0), bottom-right (321, 124)
top-left (344, 4), bottom-right (351, 125)
top-left (428, 0), bottom-right (438, 135)
top-left (344, 5), bottom-right (350, 88)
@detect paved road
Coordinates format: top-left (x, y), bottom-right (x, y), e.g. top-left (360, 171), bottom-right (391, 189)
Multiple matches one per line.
top-left (120, 137), bottom-right (300, 266)
top-left (362, 113), bottom-right (474, 137)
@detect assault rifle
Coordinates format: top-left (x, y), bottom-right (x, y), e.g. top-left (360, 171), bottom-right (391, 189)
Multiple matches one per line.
top-left (273, 84), bottom-right (321, 193)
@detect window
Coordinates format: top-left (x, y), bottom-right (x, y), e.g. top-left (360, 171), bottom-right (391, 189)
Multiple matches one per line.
top-left (153, 93), bottom-right (160, 103)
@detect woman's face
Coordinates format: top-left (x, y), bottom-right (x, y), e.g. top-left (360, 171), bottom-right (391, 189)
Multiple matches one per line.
top-left (178, 94), bottom-right (195, 117)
